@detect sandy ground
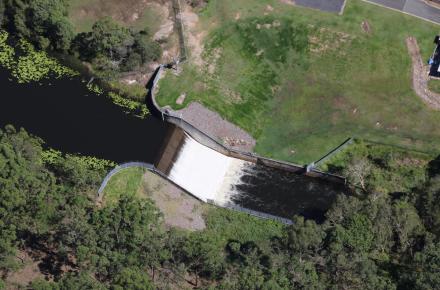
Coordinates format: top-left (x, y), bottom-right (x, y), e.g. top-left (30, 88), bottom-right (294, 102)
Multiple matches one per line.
top-left (406, 36), bottom-right (440, 109)
top-left (172, 102), bottom-right (256, 152)
top-left (140, 171), bottom-right (206, 231)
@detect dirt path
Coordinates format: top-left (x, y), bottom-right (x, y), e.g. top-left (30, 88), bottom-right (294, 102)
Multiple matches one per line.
top-left (406, 36), bottom-right (440, 109)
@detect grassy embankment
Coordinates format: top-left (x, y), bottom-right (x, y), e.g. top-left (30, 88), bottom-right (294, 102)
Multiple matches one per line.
top-left (156, 0), bottom-right (440, 164)
top-left (428, 78), bottom-right (440, 94)
top-left (102, 167), bottom-right (146, 204)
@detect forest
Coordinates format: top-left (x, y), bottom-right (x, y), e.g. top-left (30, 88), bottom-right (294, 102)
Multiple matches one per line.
top-left (0, 127), bottom-right (440, 289)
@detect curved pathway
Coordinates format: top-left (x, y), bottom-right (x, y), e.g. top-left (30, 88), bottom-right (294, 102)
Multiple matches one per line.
top-left (406, 36), bottom-right (440, 110)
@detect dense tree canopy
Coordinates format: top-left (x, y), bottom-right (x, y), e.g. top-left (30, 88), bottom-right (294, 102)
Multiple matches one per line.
top-left (0, 1), bottom-right (162, 78)
top-left (72, 17), bottom-right (161, 75)
top-left (2, 126), bottom-right (440, 289)
top-left (2, 0), bottom-right (74, 50)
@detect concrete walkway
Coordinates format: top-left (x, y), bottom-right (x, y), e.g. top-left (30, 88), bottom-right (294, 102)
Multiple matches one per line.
top-left (362, 0), bottom-right (440, 24)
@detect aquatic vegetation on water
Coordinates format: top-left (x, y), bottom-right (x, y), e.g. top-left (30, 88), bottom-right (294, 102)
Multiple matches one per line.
top-left (108, 92), bottom-right (149, 118)
top-left (87, 83), bottom-right (104, 95)
top-left (87, 83), bottom-right (148, 117)
top-left (42, 148), bottom-right (116, 170)
top-left (67, 155), bottom-right (117, 171)
top-left (0, 30), bottom-right (78, 83)
top-left (0, 31), bottom-right (15, 70)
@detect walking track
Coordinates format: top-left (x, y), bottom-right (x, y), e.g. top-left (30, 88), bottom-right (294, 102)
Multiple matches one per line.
top-left (406, 36), bottom-right (440, 109)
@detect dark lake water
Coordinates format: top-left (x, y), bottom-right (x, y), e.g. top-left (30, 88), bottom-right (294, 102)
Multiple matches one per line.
top-left (0, 69), bottom-right (170, 163)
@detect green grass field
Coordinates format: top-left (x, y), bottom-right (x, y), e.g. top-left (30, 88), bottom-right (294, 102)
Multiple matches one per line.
top-left (102, 167), bottom-right (145, 204)
top-left (429, 78), bottom-right (440, 94)
top-left (157, 0), bottom-right (440, 164)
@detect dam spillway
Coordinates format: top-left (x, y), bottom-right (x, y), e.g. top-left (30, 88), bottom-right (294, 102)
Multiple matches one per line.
top-left (155, 125), bottom-right (348, 221)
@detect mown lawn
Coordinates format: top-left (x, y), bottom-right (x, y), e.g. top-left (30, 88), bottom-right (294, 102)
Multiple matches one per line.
top-left (156, 0), bottom-right (440, 164)
top-left (102, 167), bottom-right (145, 204)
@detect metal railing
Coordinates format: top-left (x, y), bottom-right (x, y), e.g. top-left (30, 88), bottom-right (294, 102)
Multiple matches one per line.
top-left (207, 199), bottom-right (293, 225)
top-left (310, 137), bottom-right (354, 169)
top-left (97, 162), bottom-right (154, 199)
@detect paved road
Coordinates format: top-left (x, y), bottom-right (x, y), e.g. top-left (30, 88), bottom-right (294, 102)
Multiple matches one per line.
top-left (289, 0), bottom-right (439, 23)
top-left (294, 0), bottom-right (346, 13)
top-left (364, 0), bottom-right (440, 24)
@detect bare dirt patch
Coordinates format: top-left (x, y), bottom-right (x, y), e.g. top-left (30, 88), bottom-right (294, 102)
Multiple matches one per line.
top-left (361, 20), bottom-right (372, 34)
top-left (5, 251), bottom-right (45, 289)
top-left (308, 26), bottom-right (354, 54)
top-left (172, 102), bottom-right (256, 152)
top-left (176, 93), bottom-right (187, 104)
top-left (280, 0), bottom-right (295, 5)
top-left (180, 4), bottom-right (206, 67)
top-left (70, 0), bottom-right (161, 27)
top-left (406, 36), bottom-right (440, 110)
top-left (140, 171), bottom-right (206, 231)
top-left (152, 2), bottom-right (175, 40)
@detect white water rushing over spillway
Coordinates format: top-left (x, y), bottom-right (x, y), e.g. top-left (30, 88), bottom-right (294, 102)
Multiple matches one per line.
top-left (167, 133), bottom-right (248, 204)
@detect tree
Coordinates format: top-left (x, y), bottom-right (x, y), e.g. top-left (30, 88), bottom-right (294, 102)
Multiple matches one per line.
top-left (392, 200), bottom-right (425, 254)
top-left (337, 213), bottom-right (375, 253)
top-left (283, 216), bottom-right (324, 256)
top-left (182, 234), bottom-right (225, 287)
top-left (133, 31), bottom-right (161, 63)
top-left (72, 18), bottom-right (161, 75)
top-left (58, 271), bottom-right (106, 290)
top-left (417, 175), bottom-right (440, 236)
top-left (84, 196), bottom-right (164, 281)
top-left (326, 252), bottom-right (396, 290)
top-left (0, 126), bottom-right (60, 272)
top-left (2, 0), bottom-right (74, 50)
top-left (400, 242), bottom-right (440, 290)
top-left (111, 267), bottom-right (154, 290)
top-left (74, 17), bottom-right (133, 62)
top-left (344, 157), bottom-right (373, 192)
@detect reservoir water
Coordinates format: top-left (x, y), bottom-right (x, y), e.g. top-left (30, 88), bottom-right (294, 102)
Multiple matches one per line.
top-left (0, 69), bottom-right (170, 163)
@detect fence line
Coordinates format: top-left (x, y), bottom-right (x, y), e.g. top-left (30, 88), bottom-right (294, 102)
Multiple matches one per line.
top-left (97, 162), bottom-right (154, 200)
top-left (310, 137), bottom-right (354, 169)
top-left (207, 200), bottom-right (293, 225)
top-left (172, 0), bottom-right (187, 62)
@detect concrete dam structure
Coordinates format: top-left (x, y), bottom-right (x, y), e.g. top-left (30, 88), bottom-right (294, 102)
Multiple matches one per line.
top-left (152, 124), bottom-right (349, 222)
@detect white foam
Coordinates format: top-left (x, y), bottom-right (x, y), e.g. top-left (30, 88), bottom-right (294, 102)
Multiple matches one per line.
top-left (167, 133), bottom-right (247, 204)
